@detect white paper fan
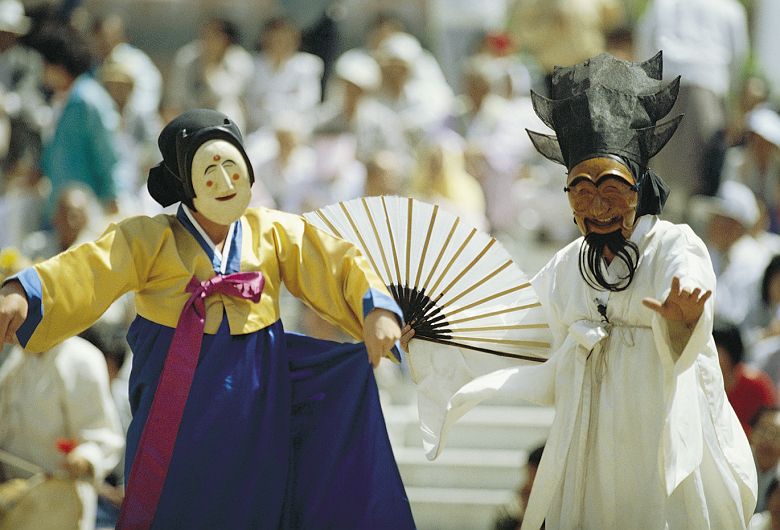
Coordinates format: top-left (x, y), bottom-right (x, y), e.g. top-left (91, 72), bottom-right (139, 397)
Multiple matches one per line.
top-left (303, 196), bottom-right (551, 362)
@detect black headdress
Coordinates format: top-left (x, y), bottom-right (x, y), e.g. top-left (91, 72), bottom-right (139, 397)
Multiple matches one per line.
top-left (526, 51), bottom-right (682, 216)
top-left (147, 109), bottom-right (255, 208)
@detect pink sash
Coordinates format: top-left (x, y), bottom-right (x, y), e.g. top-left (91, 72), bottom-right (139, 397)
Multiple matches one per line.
top-left (117, 272), bottom-right (264, 530)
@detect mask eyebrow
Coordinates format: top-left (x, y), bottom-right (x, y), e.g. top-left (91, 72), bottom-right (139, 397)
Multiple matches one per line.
top-left (566, 175), bottom-right (595, 189)
top-left (204, 164), bottom-right (217, 174)
top-left (595, 174), bottom-right (634, 187)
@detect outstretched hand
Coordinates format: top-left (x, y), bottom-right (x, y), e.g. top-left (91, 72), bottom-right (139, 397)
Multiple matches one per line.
top-left (642, 276), bottom-right (711, 327)
top-left (363, 309), bottom-right (402, 368)
top-left (0, 280), bottom-right (28, 345)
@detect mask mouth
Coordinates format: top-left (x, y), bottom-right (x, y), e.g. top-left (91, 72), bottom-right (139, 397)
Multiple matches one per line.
top-left (216, 193), bottom-right (237, 202)
top-left (586, 216), bottom-right (621, 230)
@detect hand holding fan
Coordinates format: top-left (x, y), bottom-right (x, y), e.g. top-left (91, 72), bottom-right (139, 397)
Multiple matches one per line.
top-left (304, 196), bottom-right (551, 458)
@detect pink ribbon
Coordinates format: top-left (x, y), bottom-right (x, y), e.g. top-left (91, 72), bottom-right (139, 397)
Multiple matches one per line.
top-left (117, 272), bottom-right (264, 530)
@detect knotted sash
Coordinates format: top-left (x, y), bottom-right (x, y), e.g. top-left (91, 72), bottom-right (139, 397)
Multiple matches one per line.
top-left (117, 272), bottom-right (264, 530)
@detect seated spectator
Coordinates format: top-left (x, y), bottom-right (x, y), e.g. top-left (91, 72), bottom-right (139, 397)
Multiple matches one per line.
top-left (750, 407), bottom-right (780, 514)
top-left (715, 322), bottom-right (777, 434)
top-left (165, 17), bottom-right (253, 131)
top-left (722, 107), bottom-right (780, 232)
top-left (0, 0), bottom-right (48, 177)
top-left (79, 321), bottom-right (132, 530)
top-left (493, 444), bottom-right (545, 530)
top-left (364, 150), bottom-right (404, 197)
top-left (374, 32), bottom-right (453, 145)
top-left (22, 184), bottom-right (104, 261)
top-left (244, 16), bottom-right (323, 137)
top-left (91, 14), bottom-right (162, 131)
top-left (410, 131), bottom-right (487, 230)
top-left (315, 50), bottom-right (410, 170)
top-left (32, 23), bottom-right (122, 219)
top-left (99, 59), bottom-right (162, 216)
top-left (248, 112), bottom-right (313, 213)
top-left (0, 334), bottom-right (124, 530)
top-left (693, 180), bottom-right (771, 327)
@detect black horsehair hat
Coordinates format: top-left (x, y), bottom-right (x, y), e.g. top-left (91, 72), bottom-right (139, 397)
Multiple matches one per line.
top-left (527, 51), bottom-right (682, 171)
top-left (147, 109), bottom-right (255, 208)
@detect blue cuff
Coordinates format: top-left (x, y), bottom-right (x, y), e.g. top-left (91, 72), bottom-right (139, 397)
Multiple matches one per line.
top-left (6, 268), bottom-right (43, 348)
top-left (362, 288), bottom-right (404, 363)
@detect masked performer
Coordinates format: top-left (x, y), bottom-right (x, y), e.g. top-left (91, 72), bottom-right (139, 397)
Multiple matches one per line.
top-left (439, 53), bottom-right (758, 529)
top-left (0, 109), bottom-right (415, 530)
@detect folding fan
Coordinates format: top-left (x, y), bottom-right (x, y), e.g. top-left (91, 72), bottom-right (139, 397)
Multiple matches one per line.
top-left (304, 196), bottom-right (552, 459)
top-left (304, 196), bottom-right (551, 361)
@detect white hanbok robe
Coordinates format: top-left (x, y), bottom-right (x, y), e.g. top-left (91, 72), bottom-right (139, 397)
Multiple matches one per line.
top-left (444, 215), bottom-right (757, 529)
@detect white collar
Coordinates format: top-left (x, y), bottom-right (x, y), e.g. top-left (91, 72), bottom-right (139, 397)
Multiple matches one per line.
top-left (182, 204), bottom-right (235, 274)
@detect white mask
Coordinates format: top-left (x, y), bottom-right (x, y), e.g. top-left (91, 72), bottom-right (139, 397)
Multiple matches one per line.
top-left (191, 139), bottom-right (252, 225)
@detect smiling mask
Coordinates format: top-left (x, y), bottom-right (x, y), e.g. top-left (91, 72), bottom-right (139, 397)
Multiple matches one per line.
top-left (566, 156), bottom-right (638, 238)
top-left (191, 139), bottom-right (252, 225)
top-left (147, 109), bottom-right (255, 219)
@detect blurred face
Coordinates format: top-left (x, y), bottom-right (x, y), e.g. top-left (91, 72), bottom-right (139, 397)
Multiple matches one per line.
top-left (768, 483), bottom-right (780, 519)
top-left (191, 139), bottom-right (251, 225)
top-left (751, 410), bottom-right (780, 472)
top-left (201, 22), bottom-right (230, 61)
top-left (43, 63), bottom-right (74, 93)
top-left (381, 60), bottom-right (411, 91)
top-left (464, 73), bottom-right (490, 105)
top-left (53, 189), bottom-right (90, 249)
top-left (769, 273), bottom-right (780, 307)
top-left (707, 214), bottom-right (744, 253)
top-left (566, 157), bottom-right (638, 237)
top-left (519, 464), bottom-right (538, 509)
top-left (263, 25), bottom-right (299, 56)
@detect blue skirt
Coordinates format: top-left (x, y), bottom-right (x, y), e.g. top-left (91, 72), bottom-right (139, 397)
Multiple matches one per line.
top-left (125, 316), bottom-right (415, 529)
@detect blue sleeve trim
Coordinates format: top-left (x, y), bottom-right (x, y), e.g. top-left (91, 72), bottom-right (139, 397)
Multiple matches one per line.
top-left (362, 288), bottom-right (404, 363)
top-left (7, 268), bottom-right (43, 347)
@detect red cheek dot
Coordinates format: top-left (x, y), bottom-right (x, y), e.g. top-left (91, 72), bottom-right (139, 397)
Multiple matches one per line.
top-left (232, 173), bottom-right (239, 181)
top-left (206, 180), bottom-right (213, 187)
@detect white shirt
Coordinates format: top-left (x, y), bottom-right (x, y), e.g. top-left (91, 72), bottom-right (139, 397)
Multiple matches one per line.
top-left (637, 0), bottom-right (749, 97)
top-left (711, 234), bottom-right (772, 328)
top-left (0, 337), bottom-right (124, 530)
top-left (245, 51), bottom-right (323, 135)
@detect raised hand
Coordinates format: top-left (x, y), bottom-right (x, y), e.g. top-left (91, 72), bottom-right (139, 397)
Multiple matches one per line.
top-left (642, 276), bottom-right (711, 327)
top-left (363, 308), bottom-right (402, 368)
top-left (0, 280), bottom-right (29, 345)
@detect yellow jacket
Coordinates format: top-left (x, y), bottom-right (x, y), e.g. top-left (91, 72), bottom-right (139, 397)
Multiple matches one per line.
top-left (21, 207), bottom-right (392, 353)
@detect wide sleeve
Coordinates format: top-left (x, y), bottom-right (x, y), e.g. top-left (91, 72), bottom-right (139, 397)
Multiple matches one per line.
top-left (11, 218), bottom-right (159, 353)
top-left (56, 337), bottom-right (125, 482)
top-left (271, 214), bottom-right (401, 340)
top-left (648, 224), bottom-right (717, 373)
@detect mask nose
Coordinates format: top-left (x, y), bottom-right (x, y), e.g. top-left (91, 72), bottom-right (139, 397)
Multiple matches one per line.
top-left (215, 166), bottom-right (236, 192)
top-left (591, 194), bottom-right (610, 216)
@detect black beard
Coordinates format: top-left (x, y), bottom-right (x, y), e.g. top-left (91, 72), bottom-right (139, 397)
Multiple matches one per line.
top-left (578, 230), bottom-right (639, 292)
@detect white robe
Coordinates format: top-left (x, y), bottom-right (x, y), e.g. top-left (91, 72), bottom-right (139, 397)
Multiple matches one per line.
top-left (442, 216), bottom-right (757, 529)
top-left (0, 336), bottom-right (125, 530)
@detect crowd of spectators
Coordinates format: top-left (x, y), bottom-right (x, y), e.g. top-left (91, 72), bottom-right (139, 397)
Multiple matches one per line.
top-left (0, 0), bottom-right (776, 528)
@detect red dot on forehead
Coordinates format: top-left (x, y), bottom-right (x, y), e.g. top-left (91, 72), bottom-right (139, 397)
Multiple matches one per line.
top-left (212, 154), bottom-right (221, 161)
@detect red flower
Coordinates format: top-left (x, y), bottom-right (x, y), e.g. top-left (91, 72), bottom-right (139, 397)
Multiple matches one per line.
top-left (56, 438), bottom-right (79, 454)
top-left (485, 32), bottom-right (514, 56)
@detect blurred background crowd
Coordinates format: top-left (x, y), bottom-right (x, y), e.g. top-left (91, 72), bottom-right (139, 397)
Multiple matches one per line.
top-left (0, 0), bottom-right (777, 528)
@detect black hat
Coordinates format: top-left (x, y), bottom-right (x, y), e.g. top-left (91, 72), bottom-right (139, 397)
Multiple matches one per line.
top-left (147, 109), bottom-right (254, 208)
top-left (527, 51), bottom-right (682, 170)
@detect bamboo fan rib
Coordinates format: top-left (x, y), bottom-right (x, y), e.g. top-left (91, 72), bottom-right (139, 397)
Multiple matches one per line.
top-left (304, 196), bottom-right (551, 363)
